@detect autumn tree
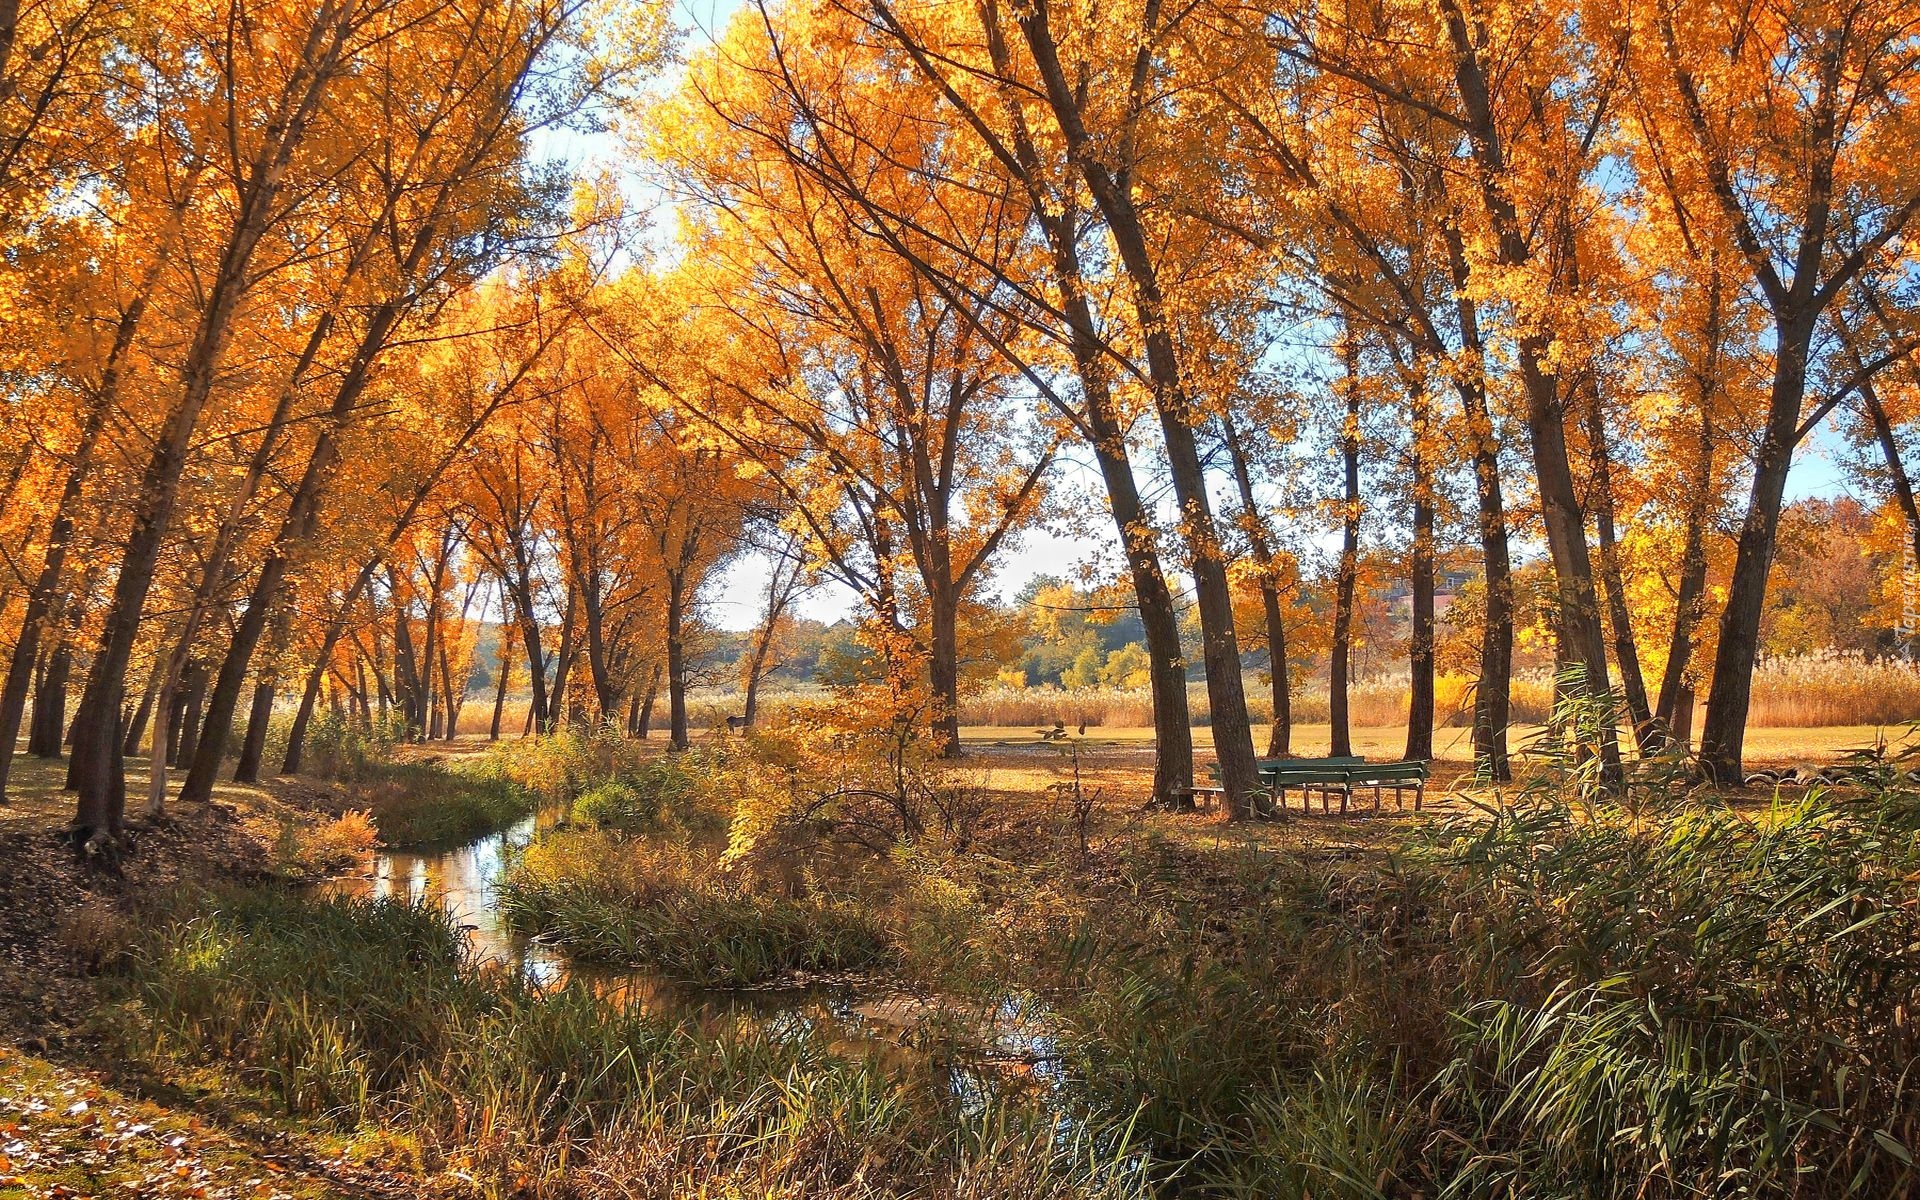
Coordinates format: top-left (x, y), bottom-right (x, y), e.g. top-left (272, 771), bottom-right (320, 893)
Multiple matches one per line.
top-left (1618, 0), bottom-right (1920, 779)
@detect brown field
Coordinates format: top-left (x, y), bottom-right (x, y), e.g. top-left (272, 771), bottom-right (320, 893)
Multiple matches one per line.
top-left (956, 721), bottom-right (1916, 768)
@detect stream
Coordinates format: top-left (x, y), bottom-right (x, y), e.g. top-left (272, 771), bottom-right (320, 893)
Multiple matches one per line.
top-left (320, 812), bottom-right (1068, 1108)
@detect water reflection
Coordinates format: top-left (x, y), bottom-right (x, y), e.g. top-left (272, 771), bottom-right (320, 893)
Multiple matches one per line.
top-left (320, 815), bottom-right (1067, 1106)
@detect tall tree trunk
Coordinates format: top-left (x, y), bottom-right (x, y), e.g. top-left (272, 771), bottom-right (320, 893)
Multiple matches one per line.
top-left (1654, 301), bottom-right (1721, 751)
top-left (665, 573), bottom-right (690, 750)
top-left (548, 587), bottom-right (577, 733)
top-left (163, 679), bottom-right (187, 767)
top-left (439, 638), bottom-right (462, 741)
top-left (508, 574), bottom-right (549, 732)
top-left (284, 629), bottom-right (347, 775)
top-left (174, 661), bottom-right (209, 775)
top-left (1017, 4), bottom-right (1258, 815)
top-left (489, 624), bottom-right (514, 740)
top-left (234, 607), bottom-right (291, 783)
top-left (741, 546), bottom-right (802, 732)
top-left (927, 573), bottom-right (962, 756)
top-left (636, 664), bottom-right (660, 739)
top-left (1442, 225), bottom-right (1513, 780)
top-left (29, 643), bottom-right (69, 759)
top-left (1583, 378), bottom-right (1655, 750)
top-left (1406, 393), bottom-right (1436, 763)
top-left (575, 545), bottom-right (619, 725)
top-left (1221, 416), bottom-right (1292, 758)
top-left (1437, 10), bottom-right (1614, 782)
top-left (1700, 314), bottom-right (1817, 782)
top-left (123, 668), bottom-right (158, 758)
top-left (741, 644), bottom-right (770, 729)
top-left (392, 590), bottom-right (423, 734)
top-left (235, 682), bottom-right (276, 783)
top-left (1075, 381), bottom-right (1192, 803)
top-left (1330, 352), bottom-right (1361, 759)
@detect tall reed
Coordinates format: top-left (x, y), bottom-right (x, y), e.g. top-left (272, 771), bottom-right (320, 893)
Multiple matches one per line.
top-left (121, 889), bottom-right (1145, 1200)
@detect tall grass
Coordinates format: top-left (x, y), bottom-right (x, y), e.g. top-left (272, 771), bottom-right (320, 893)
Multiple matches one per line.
top-left (500, 829), bottom-right (892, 986)
top-left (119, 889), bottom-right (1145, 1199)
top-left (1043, 783), bottom-right (1920, 1198)
top-left (1744, 654), bottom-right (1920, 726)
top-left (342, 762), bottom-right (540, 845)
top-left (955, 675), bottom-right (1560, 729)
top-left (955, 656), bottom-right (1920, 731)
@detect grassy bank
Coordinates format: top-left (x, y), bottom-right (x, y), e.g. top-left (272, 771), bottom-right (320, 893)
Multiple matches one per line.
top-left (339, 761), bottom-right (540, 846)
top-left (113, 888), bottom-right (1143, 1200)
top-left (305, 726), bottom-right (656, 847)
top-left (1041, 785), bottom-right (1920, 1196)
top-left (24, 719), bottom-right (1920, 1198)
top-left (480, 722), bottom-right (1920, 1198)
top-left (501, 830), bottom-right (892, 985)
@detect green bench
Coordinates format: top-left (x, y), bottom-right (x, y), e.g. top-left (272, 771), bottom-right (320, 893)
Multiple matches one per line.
top-left (1340, 760), bottom-right (1429, 813)
top-left (1197, 756), bottom-right (1428, 815)
top-left (1193, 756), bottom-right (1360, 812)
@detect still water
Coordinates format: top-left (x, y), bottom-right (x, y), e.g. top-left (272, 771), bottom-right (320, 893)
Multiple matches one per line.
top-left (321, 812), bottom-right (1066, 1105)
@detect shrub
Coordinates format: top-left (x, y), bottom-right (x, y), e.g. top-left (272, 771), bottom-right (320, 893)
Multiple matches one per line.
top-left (299, 709), bottom-right (412, 779)
top-left (271, 809), bottom-right (379, 877)
top-left (572, 754), bottom-right (713, 836)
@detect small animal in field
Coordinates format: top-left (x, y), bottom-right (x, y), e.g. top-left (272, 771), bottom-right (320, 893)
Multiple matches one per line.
top-left (726, 715), bottom-right (747, 732)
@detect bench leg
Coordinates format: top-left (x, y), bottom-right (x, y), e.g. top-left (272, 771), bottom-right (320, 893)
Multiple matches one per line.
top-left (1414, 782), bottom-right (1423, 812)
top-left (1339, 787), bottom-right (1348, 815)
top-left (1374, 784), bottom-right (1382, 812)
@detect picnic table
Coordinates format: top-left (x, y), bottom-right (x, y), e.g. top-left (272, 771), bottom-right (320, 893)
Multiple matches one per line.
top-left (1189, 755), bottom-right (1429, 815)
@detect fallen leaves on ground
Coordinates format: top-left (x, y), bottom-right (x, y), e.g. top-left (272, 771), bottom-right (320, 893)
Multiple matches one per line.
top-left (0, 1045), bottom-right (367, 1200)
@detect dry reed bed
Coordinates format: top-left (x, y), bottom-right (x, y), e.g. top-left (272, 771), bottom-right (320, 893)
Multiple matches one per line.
top-left (448, 656), bottom-right (1920, 738)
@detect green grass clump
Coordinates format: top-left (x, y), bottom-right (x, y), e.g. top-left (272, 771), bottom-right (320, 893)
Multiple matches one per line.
top-left (501, 829), bottom-right (891, 986)
top-left (118, 888), bottom-right (1145, 1199)
top-left (571, 754), bottom-right (718, 836)
top-left (345, 760), bottom-right (540, 846)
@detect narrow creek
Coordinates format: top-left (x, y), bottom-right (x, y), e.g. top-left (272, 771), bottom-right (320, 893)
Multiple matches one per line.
top-left (320, 812), bottom-right (1068, 1109)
